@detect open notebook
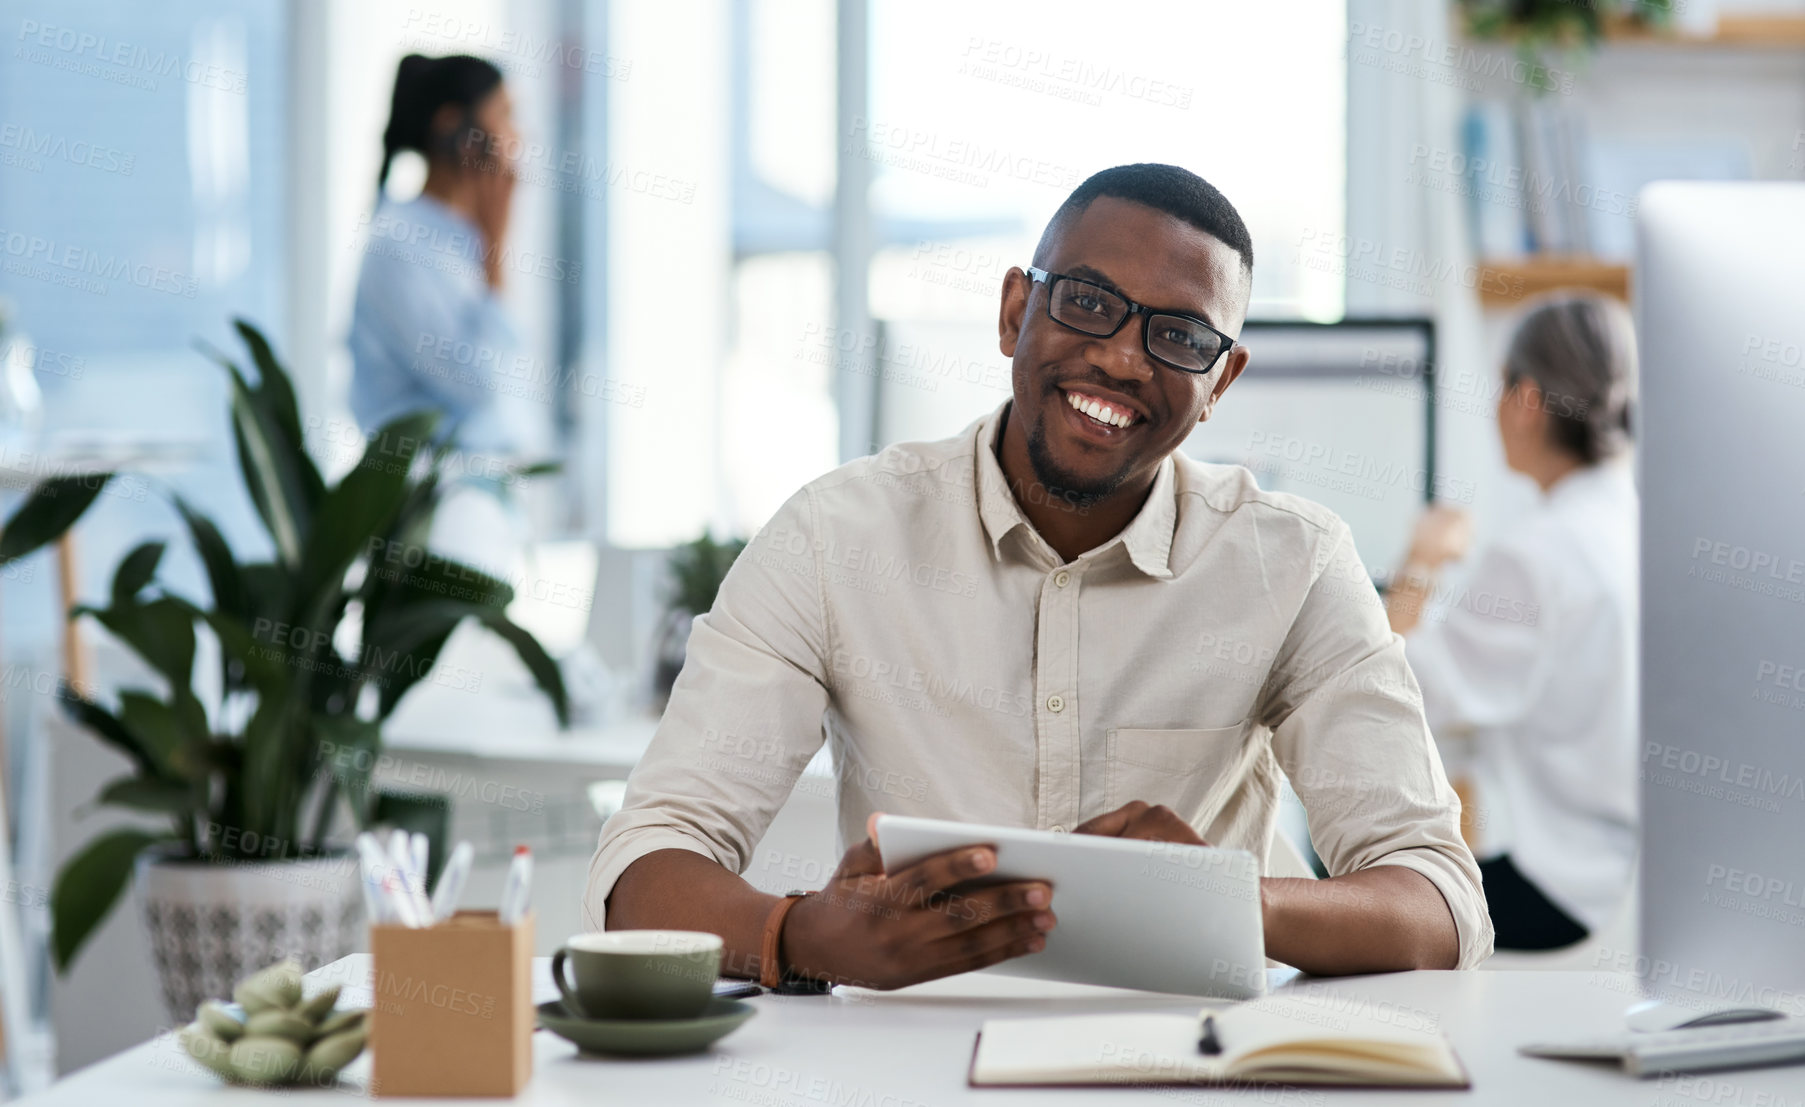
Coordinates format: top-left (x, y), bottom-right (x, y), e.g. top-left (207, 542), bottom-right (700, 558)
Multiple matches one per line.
top-left (970, 996), bottom-right (1469, 1089)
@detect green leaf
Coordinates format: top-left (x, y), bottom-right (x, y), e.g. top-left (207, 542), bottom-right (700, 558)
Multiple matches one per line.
top-left (173, 497), bottom-right (246, 621)
top-left (372, 625), bottom-right (456, 719)
top-left (52, 828), bottom-right (169, 972)
top-left (117, 690), bottom-right (208, 780)
top-left (665, 532), bottom-right (747, 616)
top-left (360, 600), bottom-right (470, 719)
top-left (82, 597), bottom-right (197, 695)
top-left (474, 608), bottom-right (569, 727)
top-left (94, 776), bottom-right (194, 816)
top-left (173, 601), bottom-right (289, 698)
top-left (294, 410), bottom-right (438, 608)
top-left (111, 541), bottom-right (165, 606)
top-left (58, 689), bottom-right (159, 777)
top-left (315, 715), bottom-right (381, 829)
top-left (230, 695), bottom-right (291, 850)
top-left (210, 351), bottom-right (313, 568)
top-left (0, 473), bottom-right (112, 567)
top-left (360, 596), bottom-right (565, 725)
top-left (171, 688), bottom-right (210, 745)
top-left (238, 562), bottom-right (291, 628)
top-left (373, 790), bottom-right (451, 888)
top-left (233, 319), bottom-right (306, 452)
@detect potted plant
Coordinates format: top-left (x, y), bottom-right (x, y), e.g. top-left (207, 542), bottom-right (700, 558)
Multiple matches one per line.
top-left (650, 531), bottom-right (745, 708)
top-left (0, 320), bottom-right (568, 1021)
top-left (1458, 0), bottom-right (1677, 63)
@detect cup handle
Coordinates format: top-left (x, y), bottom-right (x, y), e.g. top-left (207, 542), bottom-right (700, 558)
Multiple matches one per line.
top-left (551, 948), bottom-right (587, 1019)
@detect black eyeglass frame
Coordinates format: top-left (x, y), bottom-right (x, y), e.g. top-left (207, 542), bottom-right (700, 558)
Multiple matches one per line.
top-left (1024, 265), bottom-right (1237, 375)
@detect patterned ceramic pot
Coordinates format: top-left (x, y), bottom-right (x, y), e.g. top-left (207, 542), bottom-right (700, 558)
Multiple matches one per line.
top-left (135, 846), bottom-right (363, 1023)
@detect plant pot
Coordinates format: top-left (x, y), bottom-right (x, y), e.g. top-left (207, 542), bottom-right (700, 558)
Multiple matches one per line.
top-left (135, 845), bottom-right (362, 1024)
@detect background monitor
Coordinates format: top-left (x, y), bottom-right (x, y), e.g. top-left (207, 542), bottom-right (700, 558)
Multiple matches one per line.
top-left (1638, 181), bottom-right (1805, 1008)
top-left (875, 317), bottom-right (1440, 579)
top-left (1180, 319), bottom-right (1439, 579)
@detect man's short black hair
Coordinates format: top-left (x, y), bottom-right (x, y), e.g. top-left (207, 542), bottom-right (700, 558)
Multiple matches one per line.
top-left (1034, 163), bottom-right (1254, 279)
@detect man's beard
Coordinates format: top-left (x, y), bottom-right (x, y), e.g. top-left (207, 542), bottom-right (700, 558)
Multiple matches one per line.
top-left (1025, 409), bottom-right (1136, 508)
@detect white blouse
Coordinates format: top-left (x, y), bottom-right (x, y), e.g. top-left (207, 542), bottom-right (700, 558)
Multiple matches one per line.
top-left (1406, 460), bottom-right (1639, 933)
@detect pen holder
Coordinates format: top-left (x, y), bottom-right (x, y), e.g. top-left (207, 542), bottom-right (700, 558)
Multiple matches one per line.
top-left (370, 911), bottom-right (534, 1098)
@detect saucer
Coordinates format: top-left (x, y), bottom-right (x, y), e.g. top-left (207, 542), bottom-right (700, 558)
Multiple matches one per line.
top-left (537, 998), bottom-right (756, 1056)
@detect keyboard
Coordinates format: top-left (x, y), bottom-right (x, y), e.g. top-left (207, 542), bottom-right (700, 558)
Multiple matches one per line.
top-left (1520, 1018), bottom-right (1805, 1077)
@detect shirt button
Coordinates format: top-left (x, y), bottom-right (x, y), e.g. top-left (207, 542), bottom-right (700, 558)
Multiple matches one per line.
top-left (1046, 695), bottom-right (1065, 713)
top-left (1053, 570), bottom-right (1071, 588)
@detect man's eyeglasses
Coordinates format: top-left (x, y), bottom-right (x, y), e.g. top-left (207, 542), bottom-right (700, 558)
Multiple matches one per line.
top-left (1025, 266), bottom-right (1235, 375)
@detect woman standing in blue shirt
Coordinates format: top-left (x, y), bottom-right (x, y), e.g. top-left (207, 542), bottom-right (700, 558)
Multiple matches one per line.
top-left (350, 54), bottom-right (529, 456)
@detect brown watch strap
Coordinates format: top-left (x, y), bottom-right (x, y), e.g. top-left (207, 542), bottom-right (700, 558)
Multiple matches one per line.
top-left (760, 893), bottom-right (809, 988)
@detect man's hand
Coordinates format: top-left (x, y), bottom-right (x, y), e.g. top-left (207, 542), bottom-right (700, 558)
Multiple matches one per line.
top-left (781, 824), bottom-right (1057, 990)
top-left (1074, 800), bottom-right (1210, 846)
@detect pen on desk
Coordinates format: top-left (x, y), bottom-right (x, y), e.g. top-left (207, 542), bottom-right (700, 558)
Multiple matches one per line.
top-left (498, 845), bottom-right (533, 925)
top-left (431, 841), bottom-right (474, 923)
top-left (1198, 1014), bottom-right (1223, 1056)
top-left (409, 832), bottom-right (429, 889)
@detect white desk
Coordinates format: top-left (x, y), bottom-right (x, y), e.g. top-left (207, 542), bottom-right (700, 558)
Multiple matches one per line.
top-left (26, 956), bottom-right (1805, 1104)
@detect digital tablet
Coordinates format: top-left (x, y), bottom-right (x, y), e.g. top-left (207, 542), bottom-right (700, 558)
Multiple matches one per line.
top-left (872, 814), bottom-right (1267, 1000)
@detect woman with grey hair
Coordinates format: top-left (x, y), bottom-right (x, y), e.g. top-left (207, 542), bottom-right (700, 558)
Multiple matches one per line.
top-left (1387, 291), bottom-right (1639, 951)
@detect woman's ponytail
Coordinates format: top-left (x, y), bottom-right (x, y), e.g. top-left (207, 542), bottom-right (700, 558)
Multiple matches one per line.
top-left (377, 53), bottom-right (503, 195)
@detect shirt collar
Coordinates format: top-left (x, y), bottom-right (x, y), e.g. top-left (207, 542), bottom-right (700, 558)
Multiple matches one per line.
top-left (973, 402), bottom-right (1178, 580)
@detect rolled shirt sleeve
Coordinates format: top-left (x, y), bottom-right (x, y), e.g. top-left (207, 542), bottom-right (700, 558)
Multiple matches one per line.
top-left (1263, 522), bottom-right (1495, 969)
top-left (582, 489), bottom-right (832, 929)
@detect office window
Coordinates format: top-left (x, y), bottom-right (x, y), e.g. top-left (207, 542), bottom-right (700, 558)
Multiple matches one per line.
top-left (580, 0), bottom-right (1346, 542)
top-left (867, 0), bottom-right (1348, 445)
top-left (592, 0), bottom-right (838, 547)
top-left (0, 0), bottom-right (288, 597)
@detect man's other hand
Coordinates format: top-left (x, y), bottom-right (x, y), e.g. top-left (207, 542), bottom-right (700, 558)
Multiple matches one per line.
top-left (1074, 800), bottom-right (1209, 845)
top-left (781, 817), bottom-right (1057, 990)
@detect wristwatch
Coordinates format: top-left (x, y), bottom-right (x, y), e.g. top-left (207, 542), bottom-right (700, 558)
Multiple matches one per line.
top-left (761, 890), bottom-right (832, 995)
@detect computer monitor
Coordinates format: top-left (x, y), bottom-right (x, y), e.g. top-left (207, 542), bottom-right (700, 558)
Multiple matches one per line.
top-left (1638, 182), bottom-right (1805, 1008)
top-left (1180, 319), bottom-right (1439, 578)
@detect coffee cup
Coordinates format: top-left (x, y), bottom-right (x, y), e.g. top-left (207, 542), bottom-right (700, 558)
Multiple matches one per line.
top-left (549, 930), bottom-right (724, 1020)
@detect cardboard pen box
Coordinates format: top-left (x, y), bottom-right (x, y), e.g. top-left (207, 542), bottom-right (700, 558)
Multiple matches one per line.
top-left (370, 911), bottom-right (534, 1097)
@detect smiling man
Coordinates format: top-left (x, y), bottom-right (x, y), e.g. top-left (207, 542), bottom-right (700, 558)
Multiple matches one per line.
top-left (586, 164), bottom-right (1492, 989)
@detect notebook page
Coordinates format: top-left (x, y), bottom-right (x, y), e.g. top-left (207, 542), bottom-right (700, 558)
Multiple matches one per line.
top-left (972, 1013), bottom-right (1224, 1085)
top-left (1220, 998), bottom-right (1460, 1082)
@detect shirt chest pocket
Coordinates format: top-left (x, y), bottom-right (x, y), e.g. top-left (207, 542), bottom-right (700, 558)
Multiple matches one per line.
top-left (1106, 724), bottom-right (1250, 816)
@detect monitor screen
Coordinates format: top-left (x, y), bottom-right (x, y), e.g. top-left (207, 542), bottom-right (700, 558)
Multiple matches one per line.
top-left (1181, 321), bottom-right (1438, 579)
top-left (872, 318), bottom-right (1439, 580)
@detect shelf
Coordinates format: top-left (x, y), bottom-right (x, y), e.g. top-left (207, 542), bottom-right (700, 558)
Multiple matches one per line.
top-left (1478, 257), bottom-right (1630, 306)
top-left (1603, 13), bottom-right (1805, 47)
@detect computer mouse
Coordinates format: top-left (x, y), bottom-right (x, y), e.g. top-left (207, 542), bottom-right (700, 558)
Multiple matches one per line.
top-left (1624, 999), bottom-right (1786, 1033)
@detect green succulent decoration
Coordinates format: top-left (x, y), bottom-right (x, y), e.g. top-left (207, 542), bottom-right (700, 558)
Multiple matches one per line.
top-left (0, 319), bottom-right (569, 973)
top-left (179, 960), bottom-right (367, 1086)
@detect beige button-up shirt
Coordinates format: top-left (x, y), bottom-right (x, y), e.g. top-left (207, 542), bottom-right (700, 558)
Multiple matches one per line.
top-left (585, 403), bottom-right (1493, 968)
